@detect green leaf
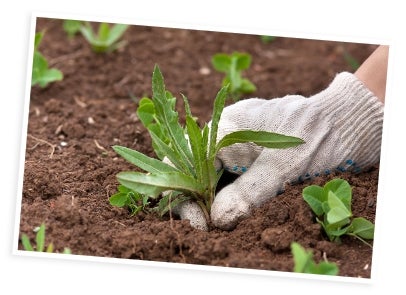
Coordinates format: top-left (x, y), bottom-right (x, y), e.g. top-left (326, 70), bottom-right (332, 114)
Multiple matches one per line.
top-left (349, 217), bottom-right (375, 239)
top-left (240, 78), bottom-right (257, 93)
top-left (136, 97), bottom-right (155, 127)
top-left (152, 65), bottom-right (194, 172)
top-left (235, 53), bottom-right (251, 71)
top-left (34, 32), bottom-right (43, 50)
top-left (216, 130), bottom-right (304, 153)
top-left (107, 24), bottom-right (129, 45)
top-left (211, 54), bottom-right (231, 72)
top-left (324, 179), bottom-right (352, 212)
top-left (109, 191), bottom-right (129, 207)
top-left (117, 171), bottom-right (205, 198)
top-left (291, 242), bottom-right (338, 275)
top-left (46, 243), bottom-right (54, 253)
top-left (303, 185), bottom-right (325, 216)
top-left (80, 22), bottom-right (97, 44)
top-left (291, 242), bottom-right (313, 273)
top-left (36, 223), bottom-right (46, 252)
top-left (35, 68), bottom-right (63, 88)
top-left (97, 23), bottom-right (110, 42)
top-left (313, 262), bottom-right (339, 275)
top-left (113, 145), bottom-right (177, 174)
top-left (149, 131), bottom-right (191, 174)
top-left (186, 116), bottom-right (205, 184)
top-left (326, 191), bottom-right (352, 225)
top-left (21, 234), bottom-right (34, 251)
top-left (208, 85), bottom-right (229, 160)
top-left (63, 20), bottom-right (83, 37)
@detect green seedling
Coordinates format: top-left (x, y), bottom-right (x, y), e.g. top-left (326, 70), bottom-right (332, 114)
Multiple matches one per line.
top-left (62, 19), bottom-right (83, 38)
top-left (291, 242), bottom-right (338, 275)
top-left (80, 22), bottom-right (129, 53)
top-left (260, 35), bottom-right (276, 44)
top-left (20, 223), bottom-right (71, 254)
top-left (112, 65), bottom-right (304, 223)
top-left (211, 52), bottom-right (256, 101)
top-left (31, 32), bottom-right (63, 88)
top-left (109, 185), bottom-right (151, 216)
top-left (303, 178), bottom-right (375, 246)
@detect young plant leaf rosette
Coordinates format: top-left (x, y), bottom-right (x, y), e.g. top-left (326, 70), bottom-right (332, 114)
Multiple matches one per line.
top-left (113, 65), bottom-right (304, 226)
top-left (302, 178), bottom-right (375, 245)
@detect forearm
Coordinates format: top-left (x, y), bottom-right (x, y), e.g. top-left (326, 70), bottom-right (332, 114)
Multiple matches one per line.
top-left (354, 45), bottom-right (389, 103)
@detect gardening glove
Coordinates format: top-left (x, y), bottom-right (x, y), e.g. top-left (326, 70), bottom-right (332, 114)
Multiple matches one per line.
top-left (210, 72), bottom-right (384, 230)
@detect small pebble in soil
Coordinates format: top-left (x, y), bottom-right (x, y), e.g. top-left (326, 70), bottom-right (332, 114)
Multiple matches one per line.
top-left (60, 141), bottom-right (68, 147)
top-left (199, 67), bottom-right (211, 75)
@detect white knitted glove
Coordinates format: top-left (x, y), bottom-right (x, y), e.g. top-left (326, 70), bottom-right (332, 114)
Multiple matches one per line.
top-left (175, 72), bottom-right (384, 231)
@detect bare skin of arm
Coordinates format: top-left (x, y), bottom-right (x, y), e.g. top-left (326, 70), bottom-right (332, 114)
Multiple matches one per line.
top-left (355, 45), bottom-right (389, 103)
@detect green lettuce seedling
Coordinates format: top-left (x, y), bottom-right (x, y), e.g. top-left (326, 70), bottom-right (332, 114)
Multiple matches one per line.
top-left (211, 52), bottom-right (256, 101)
top-left (31, 32), bottom-right (63, 88)
top-left (80, 22), bottom-right (129, 53)
top-left (291, 242), bottom-right (338, 275)
top-left (21, 223), bottom-right (71, 254)
top-left (62, 19), bottom-right (83, 38)
top-left (112, 65), bottom-right (304, 223)
top-left (303, 178), bottom-right (375, 245)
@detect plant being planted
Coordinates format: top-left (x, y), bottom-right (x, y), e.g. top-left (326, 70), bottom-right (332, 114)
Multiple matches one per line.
top-left (211, 52), bottom-right (256, 101)
top-left (302, 178), bottom-right (375, 245)
top-left (31, 32), bottom-right (63, 88)
top-left (112, 65), bottom-right (304, 224)
top-left (291, 242), bottom-right (338, 275)
top-left (80, 22), bottom-right (129, 53)
top-left (20, 223), bottom-right (71, 254)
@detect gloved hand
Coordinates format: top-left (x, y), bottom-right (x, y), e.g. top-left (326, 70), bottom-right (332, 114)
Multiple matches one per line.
top-left (174, 72), bottom-right (384, 231)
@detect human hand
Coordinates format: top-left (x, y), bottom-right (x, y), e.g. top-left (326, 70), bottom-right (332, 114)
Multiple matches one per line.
top-left (174, 72), bottom-right (384, 231)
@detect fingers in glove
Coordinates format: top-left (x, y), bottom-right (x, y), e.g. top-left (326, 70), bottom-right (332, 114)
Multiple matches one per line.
top-left (172, 200), bottom-right (209, 231)
top-left (211, 151), bottom-right (283, 231)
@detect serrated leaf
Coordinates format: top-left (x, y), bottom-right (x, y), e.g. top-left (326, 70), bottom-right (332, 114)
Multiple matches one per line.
top-left (152, 65), bottom-right (194, 173)
top-left (303, 185), bottom-right (325, 216)
top-left (113, 145), bottom-right (177, 174)
top-left (216, 130), bottom-right (304, 153)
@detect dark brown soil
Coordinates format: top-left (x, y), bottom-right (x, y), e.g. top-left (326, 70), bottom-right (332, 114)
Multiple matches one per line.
top-left (18, 17), bottom-right (380, 278)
